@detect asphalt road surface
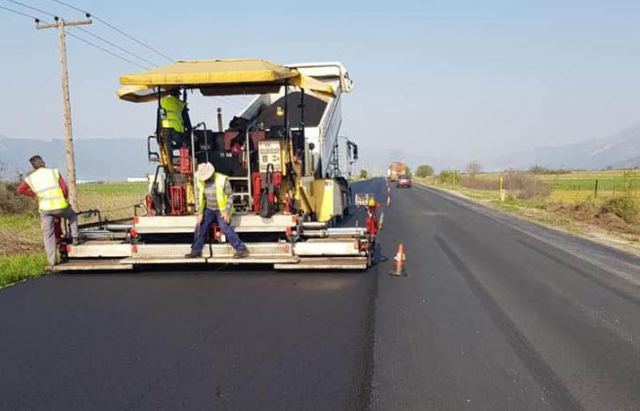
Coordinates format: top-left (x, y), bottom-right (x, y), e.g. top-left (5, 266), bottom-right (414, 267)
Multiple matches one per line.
top-left (1, 178), bottom-right (639, 410)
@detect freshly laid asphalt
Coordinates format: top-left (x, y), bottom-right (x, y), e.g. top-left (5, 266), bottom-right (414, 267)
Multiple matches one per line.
top-left (1, 178), bottom-right (639, 410)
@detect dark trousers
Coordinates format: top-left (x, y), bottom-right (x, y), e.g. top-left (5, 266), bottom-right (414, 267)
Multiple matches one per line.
top-left (160, 127), bottom-right (187, 149)
top-left (191, 208), bottom-right (246, 253)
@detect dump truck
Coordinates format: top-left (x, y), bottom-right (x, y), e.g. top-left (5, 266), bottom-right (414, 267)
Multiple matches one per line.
top-left (387, 161), bottom-right (408, 182)
top-left (54, 59), bottom-right (379, 271)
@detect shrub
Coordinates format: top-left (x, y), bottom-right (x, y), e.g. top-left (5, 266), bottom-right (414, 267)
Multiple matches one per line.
top-left (459, 175), bottom-right (499, 190)
top-left (465, 161), bottom-right (482, 175)
top-left (415, 165), bottom-right (434, 178)
top-left (0, 181), bottom-right (37, 214)
top-left (528, 165), bottom-right (571, 175)
top-left (438, 169), bottom-right (461, 185)
top-left (504, 170), bottom-right (551, 199)
top-left (600, 197), bottom-right (639, 224)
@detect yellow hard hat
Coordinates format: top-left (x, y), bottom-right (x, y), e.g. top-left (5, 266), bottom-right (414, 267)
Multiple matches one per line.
top-left (367, 197), bottom-right (376, 207)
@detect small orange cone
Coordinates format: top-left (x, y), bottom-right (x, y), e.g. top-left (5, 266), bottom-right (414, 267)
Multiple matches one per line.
top-left (389, 243), bottom-right (407, 276)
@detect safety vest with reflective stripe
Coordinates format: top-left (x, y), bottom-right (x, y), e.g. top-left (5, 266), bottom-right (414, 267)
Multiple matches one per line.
top-left (160, 95), bottom-right (186, 133)
top-left (25, 168), bottom-right (68, 211)
top-left (196, 173), bottom-right (230, 214)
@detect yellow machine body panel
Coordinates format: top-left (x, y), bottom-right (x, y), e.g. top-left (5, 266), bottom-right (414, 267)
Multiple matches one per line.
top-left (312, 179), bottom-right (343, 222)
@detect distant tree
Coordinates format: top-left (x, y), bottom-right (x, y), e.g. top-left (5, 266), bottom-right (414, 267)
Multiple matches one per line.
top-left (405, 166), bottom-right (412, 176)
top-left (438, 169), bottom-right (461, 185)
top-left (465, 161), bottom-right (482, 176)
top-left (415, 165), bottom-right (434, 178)
top-left (359, 169), bottom-right (368, 179)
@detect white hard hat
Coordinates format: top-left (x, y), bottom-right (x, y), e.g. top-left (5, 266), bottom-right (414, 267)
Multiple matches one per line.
top-left (195, 162), bottom-right (215, 181)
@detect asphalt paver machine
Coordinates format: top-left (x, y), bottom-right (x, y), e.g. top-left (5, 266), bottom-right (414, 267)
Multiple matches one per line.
top-left (58, 59), bottom-right (378, 271)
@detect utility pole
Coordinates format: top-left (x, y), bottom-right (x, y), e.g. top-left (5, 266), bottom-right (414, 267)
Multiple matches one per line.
top-left (37, 16), bottom-right (92, 210)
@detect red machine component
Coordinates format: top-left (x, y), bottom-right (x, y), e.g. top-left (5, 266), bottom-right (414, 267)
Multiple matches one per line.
top-left (145, 195), bottom-right (155, 216)
top-left (223, 131), bottom-right (240, 151)
top-left (211, 224), bottom-right (223, 242)
top-left (249, 131), bottom-right (266, 149)
top-left (252, 172), bottom-right (262, 213)
top-left (366, 202), bottom-right (380, 237)
top-left (178, 147), bottom-right (192, 173)
top-left (284, 194), bottom-right (292, 214)
top-left (169, 186), bottom-right (186, 215)
top-left (231, 141), bottom-right (243, 158)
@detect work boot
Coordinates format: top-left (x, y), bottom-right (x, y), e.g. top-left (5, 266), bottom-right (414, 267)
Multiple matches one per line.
top-left (233, 249), bottom-right (249, 259)
top-left (184, 251), bottom-right (202, 258)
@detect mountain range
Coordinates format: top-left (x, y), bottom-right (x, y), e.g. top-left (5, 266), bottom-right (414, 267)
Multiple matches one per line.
top-left (0, 135), bottom-right (150, 181)
top-left (487, 125), bottom-right (640, 171)
top-left (2, 124), bottom-right (640, 181)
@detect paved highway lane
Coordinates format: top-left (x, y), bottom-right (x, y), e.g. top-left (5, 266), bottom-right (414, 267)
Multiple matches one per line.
top-left (0, 270), bottom-right (377, 410)
top-left (1, 178), bottom-right (640, 410)
top-left (372, 179), bottom-right (640, 410)
top-left (0, 177), bottom-right (382, 411)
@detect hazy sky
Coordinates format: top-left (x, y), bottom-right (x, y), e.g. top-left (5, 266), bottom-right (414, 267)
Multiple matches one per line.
top-left (2, 0), bottom-right (640, 165)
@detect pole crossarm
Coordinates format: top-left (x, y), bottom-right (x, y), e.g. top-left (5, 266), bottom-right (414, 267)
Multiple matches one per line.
top-left (36, 18), bottom-right (92, 29)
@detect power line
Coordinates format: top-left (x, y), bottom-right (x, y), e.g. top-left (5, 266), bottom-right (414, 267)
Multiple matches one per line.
top-left (3, 1), bottom-right (249, 104)
top-left (0, 3), bottom-right (39, 20)
top-left (66, 30), bottom-right (151, 70)
top-left (4, 0), bottom-right (56, 17)
top-left (5, 0), bottom-right (161, 68)
top-left (73, 26), bottom-right (160, 67)
top-left (50, 0), bottom-right (174, 62)
top-left (1, 4), bottom-right (152, 69)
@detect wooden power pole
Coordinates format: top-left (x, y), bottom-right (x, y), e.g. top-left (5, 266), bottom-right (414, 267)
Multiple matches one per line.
top-left (37, 17), bottom-right (92, 210)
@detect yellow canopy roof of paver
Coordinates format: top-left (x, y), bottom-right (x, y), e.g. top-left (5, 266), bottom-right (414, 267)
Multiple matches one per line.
top-left (117, 59), bottom-right (335, 102)
top-left (120, 59), bottom-right (298, 86)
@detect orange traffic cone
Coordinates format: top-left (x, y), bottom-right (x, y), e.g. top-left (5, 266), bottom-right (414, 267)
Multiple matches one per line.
top-left (389, 243), bottom-right (407, 276)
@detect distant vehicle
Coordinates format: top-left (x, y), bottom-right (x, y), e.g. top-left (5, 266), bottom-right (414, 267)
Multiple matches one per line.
top-left (388, 161), bottom-right (408, 181)
top-left (396, 175), bottom-right (412, 188)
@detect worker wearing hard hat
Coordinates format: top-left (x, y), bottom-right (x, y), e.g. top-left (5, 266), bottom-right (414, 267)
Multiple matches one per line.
top-left (16, 155), bottom-right (80, 266)
top-left (185, 162), bottom-right (249, 259)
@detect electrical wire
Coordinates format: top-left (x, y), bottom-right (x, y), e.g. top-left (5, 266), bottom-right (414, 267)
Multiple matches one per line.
top-left (73, 26), bottom-right (160, 67)
top-left (49, 0), bottom-right (174, 62)
top-left (5, 0), bottom-right (161, 67)
top-left (4, 0), bottom-right (55, 17)
top-left (66, 30), bottom-right (152, 70)
top-left (3, 0), bottom-right (251, 101)
top-left (0, 3), bottom-right (39, 19)
top-left (1, 2), bottom-right (152, 70)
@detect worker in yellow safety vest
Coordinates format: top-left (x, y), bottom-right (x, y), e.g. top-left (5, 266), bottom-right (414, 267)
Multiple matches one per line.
top-left (16, 155), bottom-right (80, 266)
top-left (158, 89), bottom-right (190, 167)
top-left (184, 162), bottom-right (248, 259)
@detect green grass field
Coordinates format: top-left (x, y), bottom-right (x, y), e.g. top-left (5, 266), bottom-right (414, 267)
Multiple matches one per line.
top-left (0, 181), bottom-right (148, 288)
top-left (76, 182), bottom-right (147, 222)
top-left (423, 169), bottom-right (640, 239)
